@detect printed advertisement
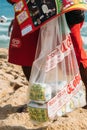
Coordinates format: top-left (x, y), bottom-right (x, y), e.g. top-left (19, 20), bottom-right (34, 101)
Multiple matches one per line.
top-left (14, 0), bottom-right (87, 36)
top-left (47, 74), bottom-right (82, 119)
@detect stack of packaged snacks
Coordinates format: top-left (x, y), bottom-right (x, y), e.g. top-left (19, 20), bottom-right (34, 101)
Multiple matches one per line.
top-left (28, 82), bottom-right (52, 125)
top-left (27, 81), bottom-right (67, 124)
top-left (27, 102), bottom-right (49, 124)
top-left (29, 83), bottom-right (52, 104)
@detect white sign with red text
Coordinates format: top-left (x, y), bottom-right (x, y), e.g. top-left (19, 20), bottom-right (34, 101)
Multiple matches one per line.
top-left (47, 74), bottom-right (82, 119)
top-left (45, 34), bottom-right (72, 72)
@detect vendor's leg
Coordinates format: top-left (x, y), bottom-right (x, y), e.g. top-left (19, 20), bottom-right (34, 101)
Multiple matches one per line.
top-left (69, 22), bottom-right (87, 105)
top-left (17, 66), bottom-right (32, 113)
top-left (79, 62), bottom-right (87, 107)
top-left (22, 66), bottom-right (32, 81)
top-left (69, 22), bottom-right (87, 68)
top-left (79, 63), bottom-right (87, 93)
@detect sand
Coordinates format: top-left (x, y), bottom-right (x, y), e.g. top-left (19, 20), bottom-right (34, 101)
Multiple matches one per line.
top-left (0, 48), bottom-right (87, 130)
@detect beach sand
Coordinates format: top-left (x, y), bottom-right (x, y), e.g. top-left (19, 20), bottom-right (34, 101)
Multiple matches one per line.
top-left (0, 48), bottom-right (87, 130)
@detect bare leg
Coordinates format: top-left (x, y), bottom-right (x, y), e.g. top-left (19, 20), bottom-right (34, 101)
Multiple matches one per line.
top-left (17, 66), bottom-right (32, 112)
top-left (22, 66), bottom-right (32, 81)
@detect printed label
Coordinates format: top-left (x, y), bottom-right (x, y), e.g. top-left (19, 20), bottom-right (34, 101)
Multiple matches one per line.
top-left (47, 74), bottom-right (82, 119)
top-left (11, 38), bottom-right (21, 48)
top-left (45, 34), bottom-right (72, 72)
top-left (14, 0), bottom-right (24, 12)
top-left (17, 10), bottom-right (29, 24)
top-left (22, 25), bottom-right (32, 36)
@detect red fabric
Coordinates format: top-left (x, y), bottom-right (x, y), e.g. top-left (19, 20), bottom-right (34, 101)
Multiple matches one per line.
top-left (69, 22), bottom-right (87, 68)
top-left (11, 0), bottom-right (19, 2)
top-left (8, 18), bottom-right (39, 66)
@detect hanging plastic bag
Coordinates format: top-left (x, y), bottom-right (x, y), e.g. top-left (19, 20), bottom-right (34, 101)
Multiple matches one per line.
top-left (27, 14), bottom-right (86, 125)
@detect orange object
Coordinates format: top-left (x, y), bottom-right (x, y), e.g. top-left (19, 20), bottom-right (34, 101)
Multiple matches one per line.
top-left (69, 22), bottom-right (87, 68)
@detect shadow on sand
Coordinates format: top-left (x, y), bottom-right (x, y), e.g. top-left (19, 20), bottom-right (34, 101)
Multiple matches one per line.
top-left (0, 126), bottom-right (47, 130)
top-left (0, 104), bottom-right (27, 120)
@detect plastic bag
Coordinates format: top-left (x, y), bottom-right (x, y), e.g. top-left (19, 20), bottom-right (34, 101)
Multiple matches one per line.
top-left (28, 14), bottom-right (86, 125)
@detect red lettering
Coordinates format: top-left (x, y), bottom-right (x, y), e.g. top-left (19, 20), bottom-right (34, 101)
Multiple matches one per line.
top-left (75, 74), bottom-right (81, 84)
top-left (61, 42), bottom-right (67, 52)
top-left (67, 84), bottom-right (72, 94)
top-left (61, 34), bottom-right (72, 53)
top-left (67, 35), bottom-right (72, 46)
top-left (73, 79), bottom-right (77, 88)
top-left (48, 96), bottom-right (57, 106)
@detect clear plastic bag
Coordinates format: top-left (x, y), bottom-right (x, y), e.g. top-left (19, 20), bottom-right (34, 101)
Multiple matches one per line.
top-left (30, 15), bottom-right (70, 83)
top-left (28, 14), bottom-right (86, 125)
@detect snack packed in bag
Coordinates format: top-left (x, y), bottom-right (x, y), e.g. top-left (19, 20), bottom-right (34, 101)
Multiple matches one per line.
top-left (29, 81), bottom-right (67, 104)
top-left (29, 83), bottom-right (52, 104)
top-left (27, 101), bottom-right (50, 125)
top-left (28, 76), bottom-right (86, 124)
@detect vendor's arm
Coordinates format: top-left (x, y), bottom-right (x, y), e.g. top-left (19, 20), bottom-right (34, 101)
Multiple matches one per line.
top-left (8, 19), bottom-right (14, 36)
top-left (7, 0), bottom-right (16, 5)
